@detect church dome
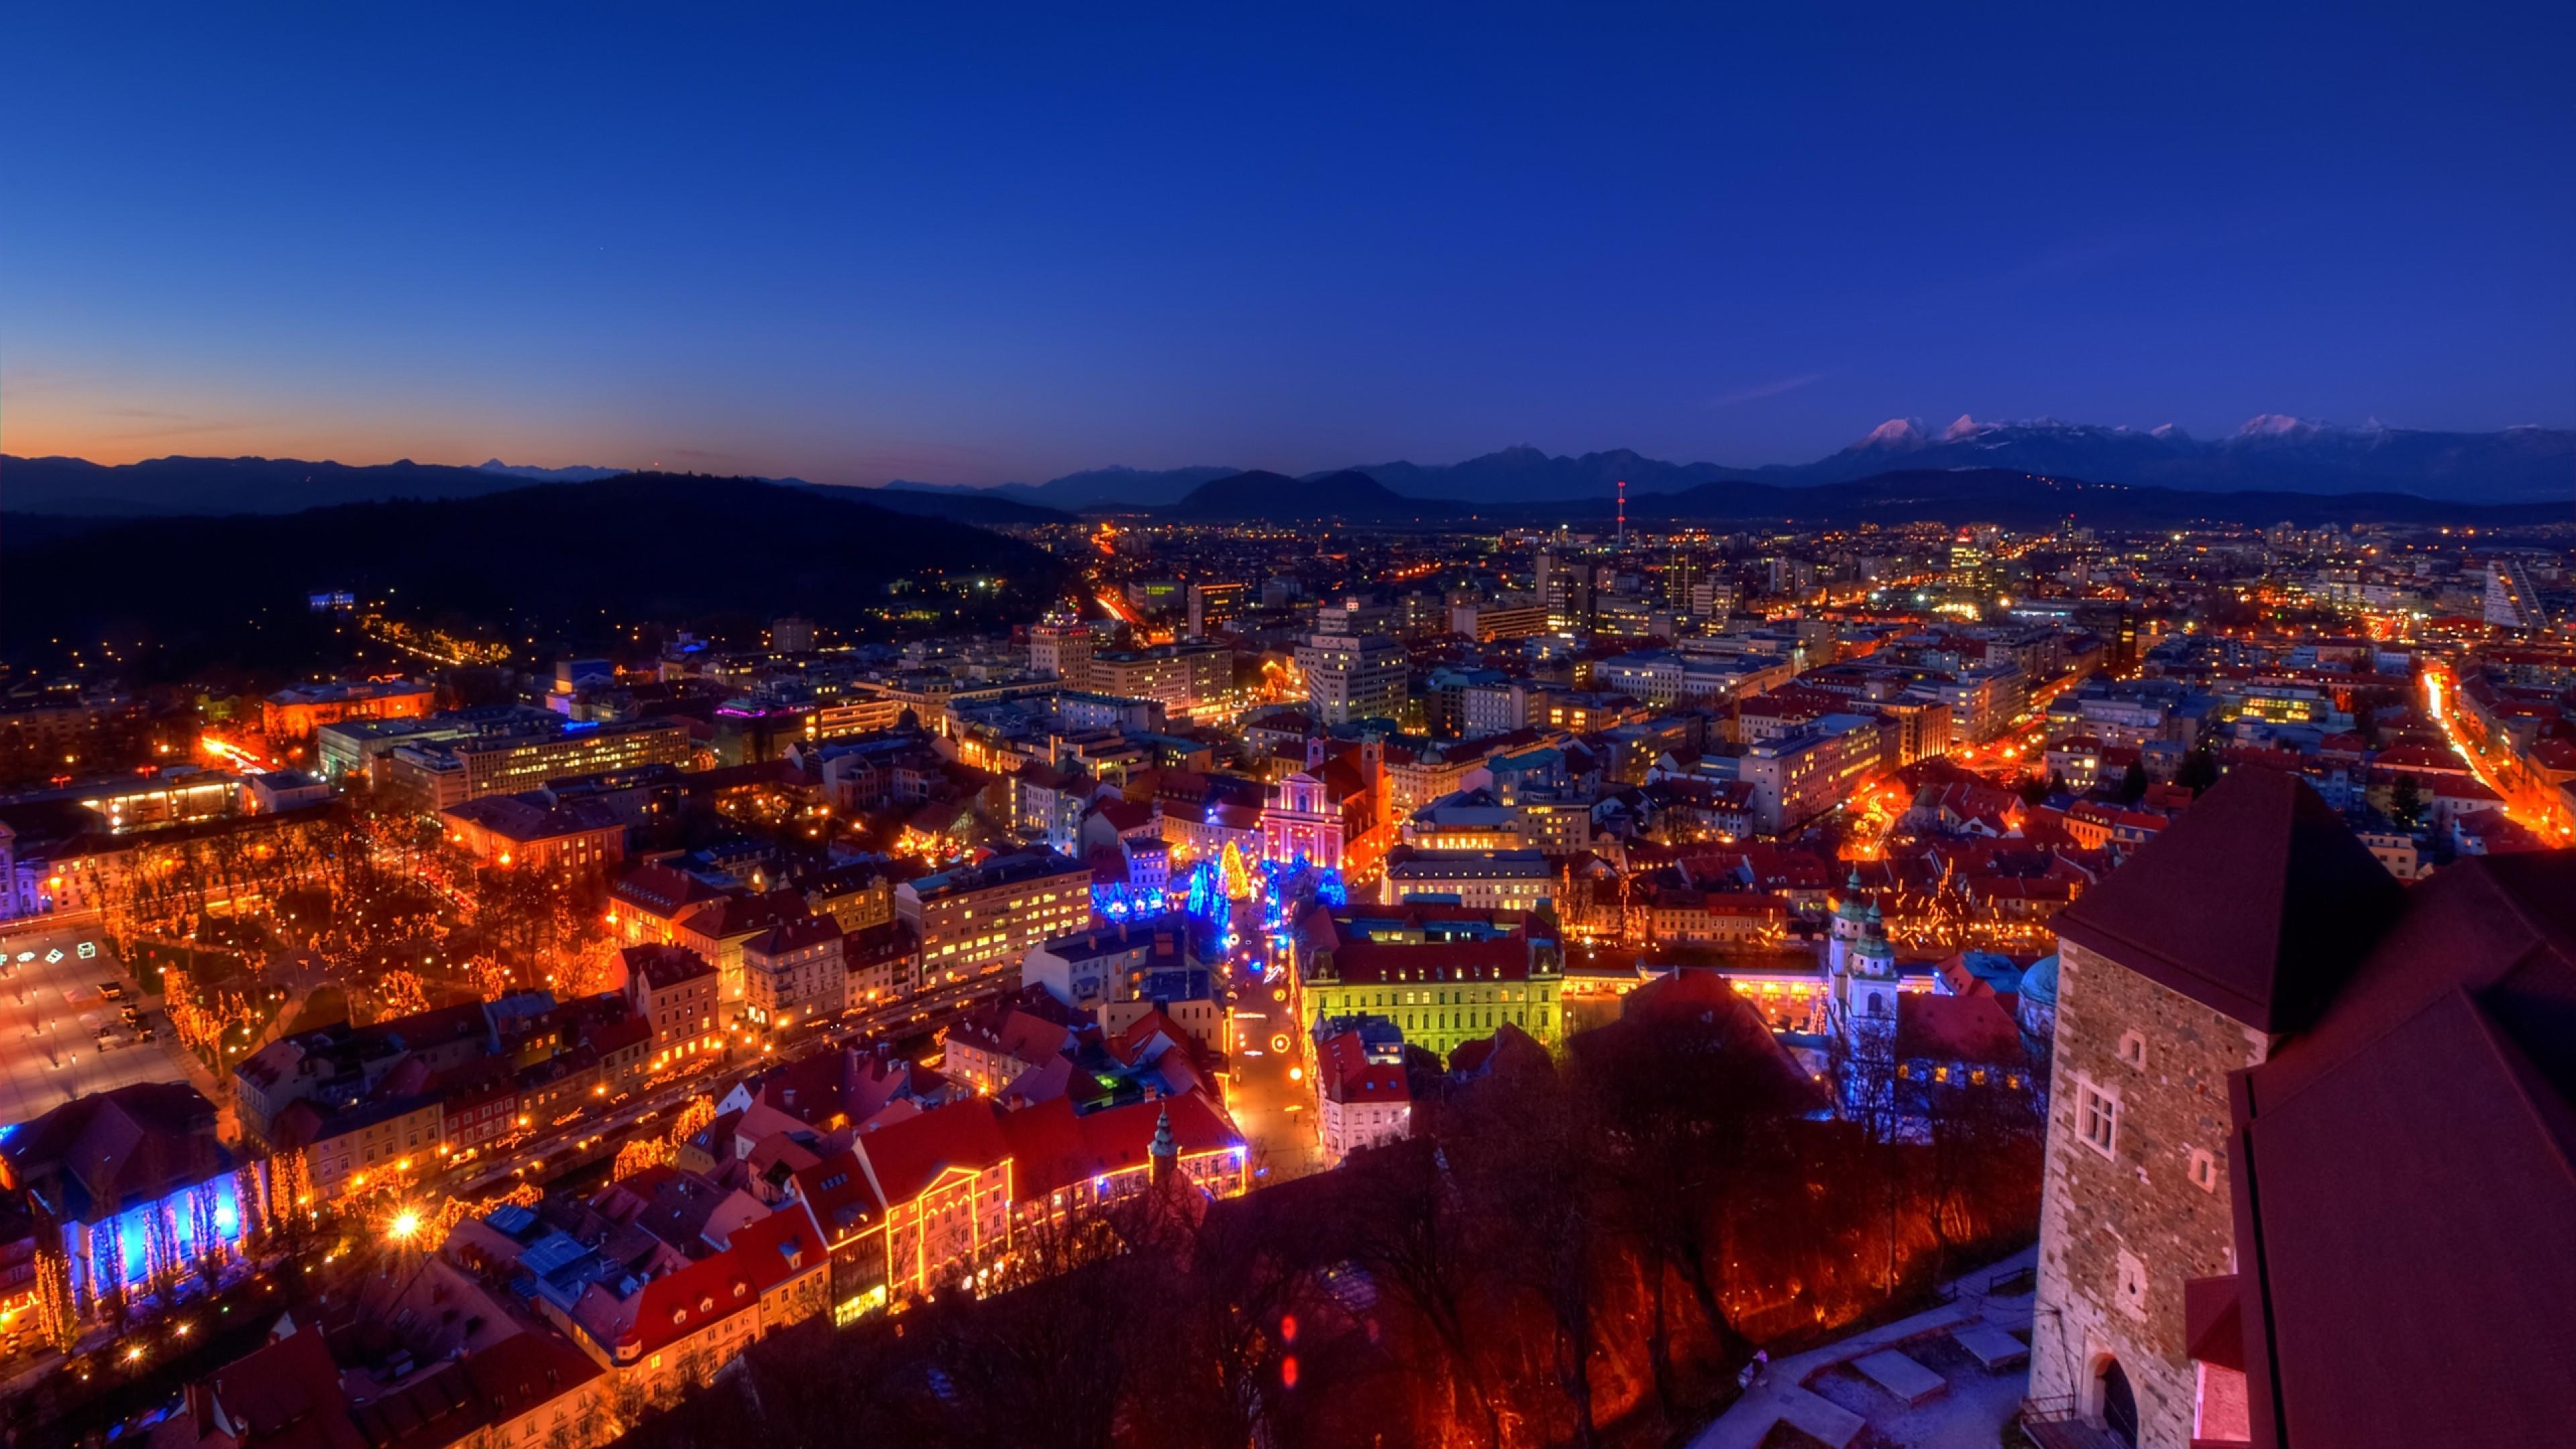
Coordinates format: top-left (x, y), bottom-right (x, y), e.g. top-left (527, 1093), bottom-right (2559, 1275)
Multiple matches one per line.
top-left (1854, 920), bottom-right (1896, 963)
top-left (2018, 953), bottom-right (2061, 1010)
top-left (1833, 866), bottom-right (1872, 921)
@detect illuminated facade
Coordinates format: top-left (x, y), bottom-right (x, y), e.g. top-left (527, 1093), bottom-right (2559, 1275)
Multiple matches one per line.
top-left (1298, 906), bottom-right (1564, 1059)
top-left (388, 717), bottom-right (694, 808)
top-left (1295, 631), bottom-right (1406, 726)
top-left (260, 679), bottom-right (435, 739)
top-left (897, 849), bottom-right (1094, 982)
top-left (0, 1083), bottom-right (252, 1312)
top-left (1087, 642), bottom-right (1233, 716)
top-left (1260, 770), bottom-right (1344, 871)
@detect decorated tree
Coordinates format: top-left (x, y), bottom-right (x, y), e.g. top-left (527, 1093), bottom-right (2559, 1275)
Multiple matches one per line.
top-left (190, 1181), bottom-right (227, 1280)
top-left (233, 1164), bottom-right (268, 1246)
top-left (144, 1201), bottom-right (183, 1295)
top-left (421, 1181), bottom-right (541, 1248)
top-left (669, 1095), bottom-right (717, 1146)
top-left (32, 1236), bottom-right (79, 1352)
top-left (268, 1147), bottom-right (319, 1248)
top-left (614, 1136), bottom-right (679, 1181)
top-left (372, 969), bottom-right (430, 1020)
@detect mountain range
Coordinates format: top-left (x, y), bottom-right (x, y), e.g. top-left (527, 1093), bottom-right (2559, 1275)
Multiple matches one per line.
top-left (5, 415), bottom-right (2568, 520)
top-left (1142, 465), bottom-right (2559, 529)
top-left (882, 417), bottom-right (2576, 507)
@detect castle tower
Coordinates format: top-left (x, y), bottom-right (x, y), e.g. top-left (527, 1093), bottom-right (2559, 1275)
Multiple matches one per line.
top-left (2029, 771), bottom-right (2398, 1449)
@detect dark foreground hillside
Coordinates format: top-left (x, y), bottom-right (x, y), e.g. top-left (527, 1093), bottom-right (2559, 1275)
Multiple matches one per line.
top-left (3, 473), bottom-right (1067, 676)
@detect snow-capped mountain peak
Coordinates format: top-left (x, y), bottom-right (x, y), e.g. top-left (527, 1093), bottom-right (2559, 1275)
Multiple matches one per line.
top-left (1857, 417), bottom-right (1927, 449)
top-left (1943, 414), bottom-right (1985, 441)
top-left (2238, 413), bottom-right (2323, 439)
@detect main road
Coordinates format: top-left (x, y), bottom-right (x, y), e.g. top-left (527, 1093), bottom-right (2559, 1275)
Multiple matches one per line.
top-left (1219, 936), bottom-right (1324, 1183)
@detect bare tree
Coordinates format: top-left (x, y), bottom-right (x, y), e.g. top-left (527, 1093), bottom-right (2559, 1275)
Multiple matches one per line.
top-left (1338, 1142), bottom-right (1505, 1447)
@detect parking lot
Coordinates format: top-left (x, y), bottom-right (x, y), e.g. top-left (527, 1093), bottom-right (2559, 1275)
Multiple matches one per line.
top-left (0, 926), bottom-right (194, 1128)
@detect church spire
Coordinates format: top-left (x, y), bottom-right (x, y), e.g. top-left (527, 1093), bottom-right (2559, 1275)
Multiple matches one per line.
top-left (1149, 1104), bottom-right (1178, 1188)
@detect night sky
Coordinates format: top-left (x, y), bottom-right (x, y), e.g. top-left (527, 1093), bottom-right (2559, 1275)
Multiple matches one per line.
top-left (7, 5), bottom-right (2571, 486)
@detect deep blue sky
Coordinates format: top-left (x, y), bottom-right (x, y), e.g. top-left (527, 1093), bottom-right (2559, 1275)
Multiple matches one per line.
top-left (7, 4), bottom-right (2571, 486)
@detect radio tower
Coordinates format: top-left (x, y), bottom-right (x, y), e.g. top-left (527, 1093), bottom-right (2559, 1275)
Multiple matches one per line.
top-left (1616, 478), bottom-right (1627, 550)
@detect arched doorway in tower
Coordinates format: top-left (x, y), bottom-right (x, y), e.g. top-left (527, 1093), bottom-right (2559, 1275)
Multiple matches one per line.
top-left (2100, 1356), bottom-right (2139, 1447)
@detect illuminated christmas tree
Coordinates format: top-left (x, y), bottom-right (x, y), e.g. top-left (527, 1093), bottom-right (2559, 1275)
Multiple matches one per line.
top-left (32, 1240), bottom-right (77, 1352)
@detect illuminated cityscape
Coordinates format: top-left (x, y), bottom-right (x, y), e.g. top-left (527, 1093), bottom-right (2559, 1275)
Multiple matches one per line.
top-left (3, 9), bottom-right (2571, 1449)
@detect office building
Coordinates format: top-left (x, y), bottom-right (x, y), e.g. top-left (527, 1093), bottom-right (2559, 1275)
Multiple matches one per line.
top-left (386, 717), bottom-right (693, 809)
top-left (896, 849), bottom-right (1094, 982)
top-left (1295, 631), bottom-right (1407, 726)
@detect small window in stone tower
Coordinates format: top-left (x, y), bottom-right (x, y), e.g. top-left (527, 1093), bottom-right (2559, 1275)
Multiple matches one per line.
top-left (2188, 1147), bottom-right (2219, 1193)
top-left (2116, 1250), bottom-right (2150, 1321)
top-left (2079, 1081), bottom-right (2119, 1159)
top-left (2118, 1030), bottom-right (2147, 1068)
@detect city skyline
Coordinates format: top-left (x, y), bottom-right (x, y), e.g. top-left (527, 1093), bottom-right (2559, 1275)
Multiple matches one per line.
top-left (2, 11), bottom-right (2569, 1448)
top-left (8, 5), bottom-right (2573, 487)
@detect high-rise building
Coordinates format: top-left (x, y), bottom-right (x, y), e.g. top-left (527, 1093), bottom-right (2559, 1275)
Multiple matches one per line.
top-left (1027, 624), bottom-right (1095, 690)
top-left (2485, 557), bottom-right (2548, 630)
top-left (1662, 547), bottom-right (1701, 611)
top-left (1187, 581), bottom-right (1249, 638)
top-left (1447, 595), bottom-right (1550, 643)
top-left (1295, 631), bottom-right (1407, 726)
top-left (1087, 642), bottom-right (1232, 716)
top-left (1949, 532), bottom-right (1994, 594)
top-left (1739, 712), bottom-right (1896, 833)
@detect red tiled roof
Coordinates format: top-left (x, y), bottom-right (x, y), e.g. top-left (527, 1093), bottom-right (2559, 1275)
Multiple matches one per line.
top-left (2370, 743), bottom-right (2469, 772)
top-left (623, 943), bottom-right (714, 989)
top-left (744, 914), bottom-right (843, 958)
top-left (2052, 769), bottom-right (2402, 1033)
top-left (788, 1148), bottom-right (884, 1240)
top-left (460, 1330), bottom-right (602, 1424)
top-left (1894, 992), bottom-right (2027, 1066)
top-left (1318, 1030), bottom-right (1409, 1106)
top-left (201, 1328), bottom-right (362, 1449)
top-left (855, 1100), bottom-right (1012, 1205)
top-left (690, 889), bottom-right (814, 942)
top-left (1325, 936), bottom-right (1537, 986)
top-left (1, 1081), bottom-right (230, 1226)
top-left (584, 1012), bottom-right (651, 1055)
top-left (616, 1201), bottom-right (825, 1359)
top-left (2228, 851), bottom-right (2576, 1449)
top-left (611, 861), bottom-right (731, 914)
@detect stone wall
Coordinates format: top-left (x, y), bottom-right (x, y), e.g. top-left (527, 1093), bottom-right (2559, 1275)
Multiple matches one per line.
top-left (2029, 936), bottom-right (2267, 1449)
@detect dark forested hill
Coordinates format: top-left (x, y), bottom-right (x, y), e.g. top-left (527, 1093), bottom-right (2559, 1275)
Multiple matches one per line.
top-left (1160, 470), bottom-right (1469, 522)
top-left (3, 474), bottom-right (1067, 675)
top-left (3, 453), bottom-right (541, 515)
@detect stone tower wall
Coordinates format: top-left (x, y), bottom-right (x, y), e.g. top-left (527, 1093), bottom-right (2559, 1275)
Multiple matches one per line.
top-left (2029, 936), bottom-right (2267, 1449)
